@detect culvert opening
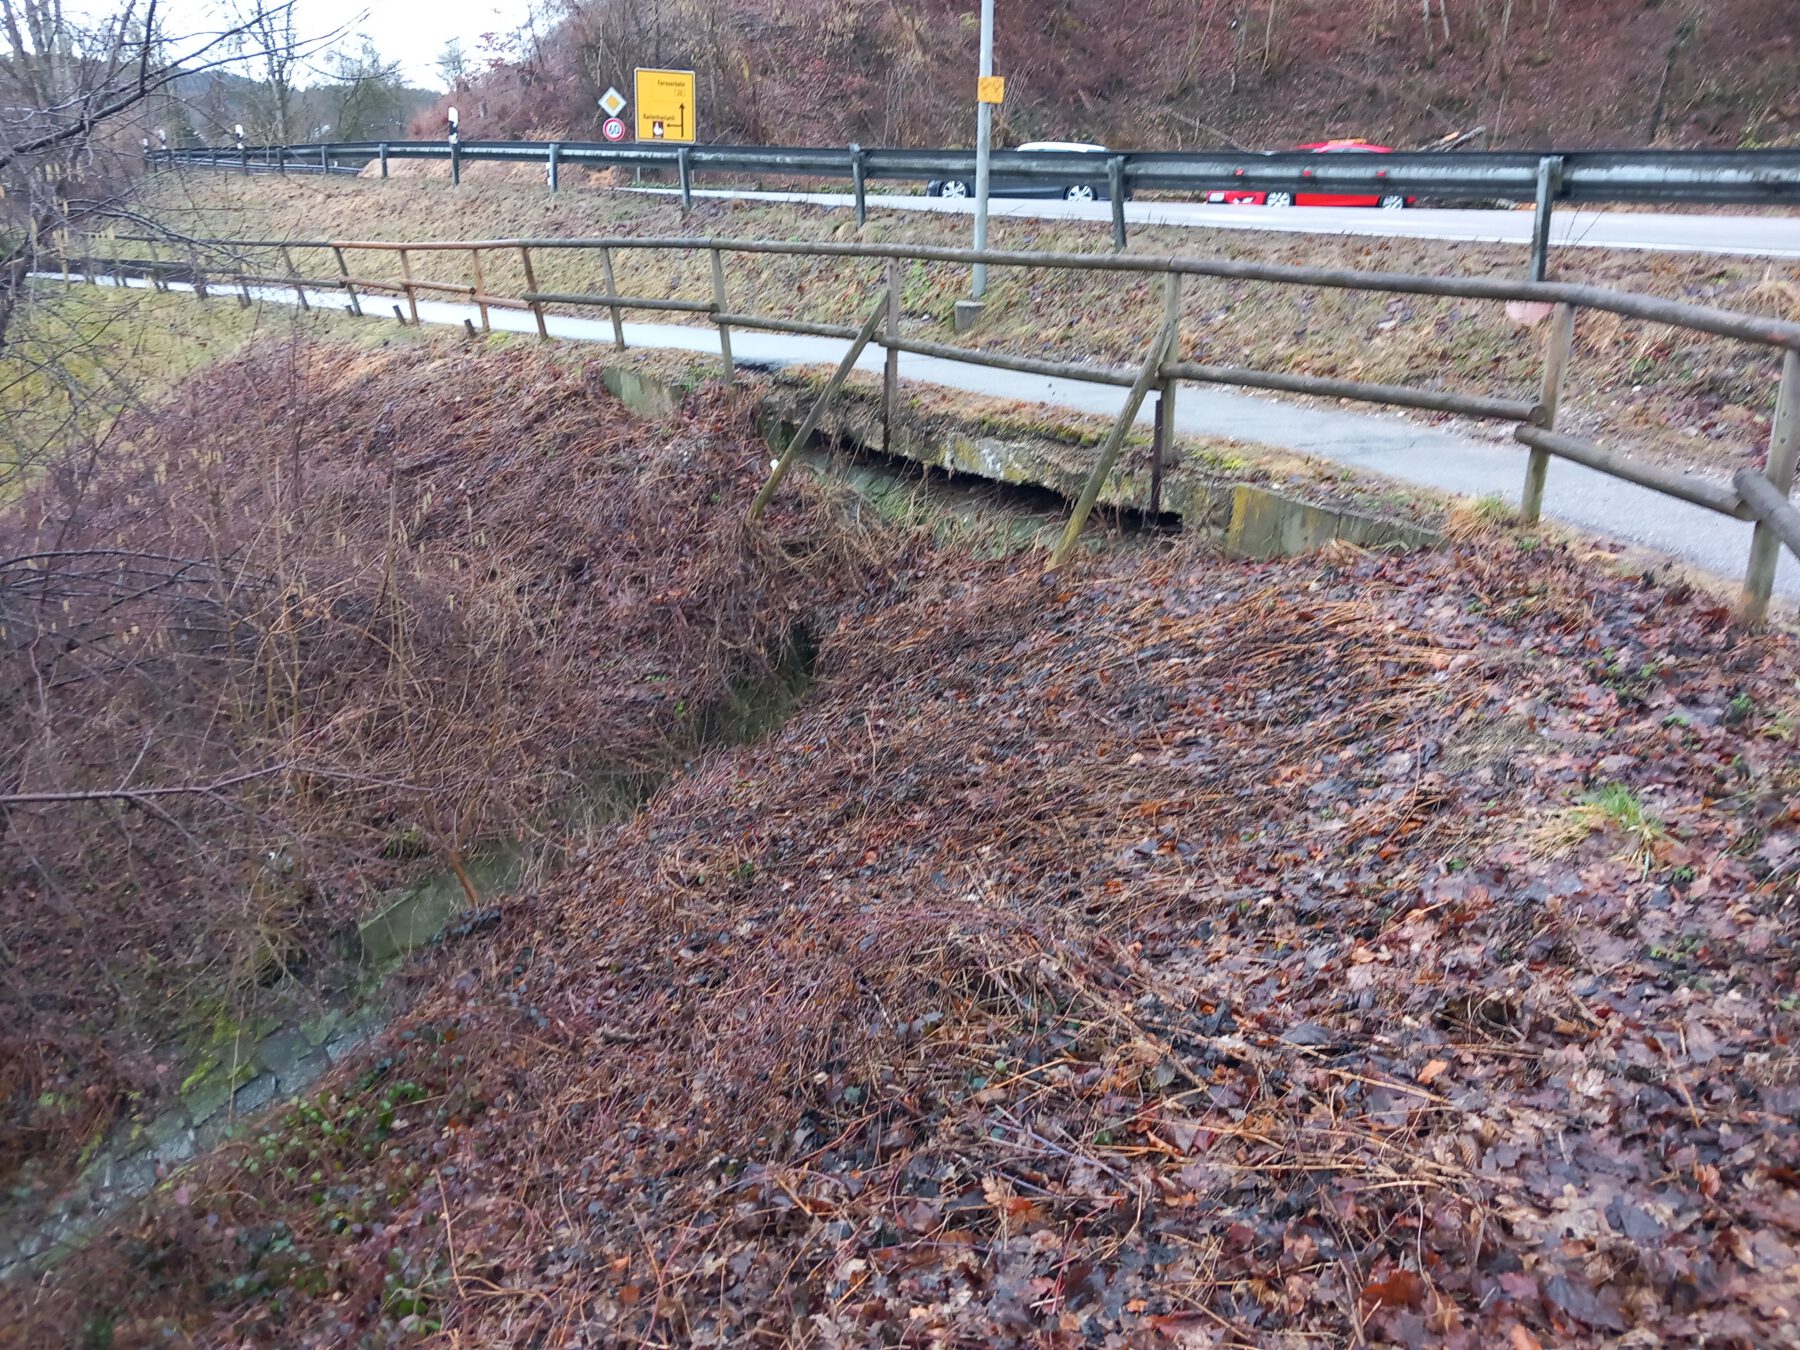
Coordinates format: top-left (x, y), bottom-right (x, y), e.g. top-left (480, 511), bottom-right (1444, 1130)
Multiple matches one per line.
top-left (802, 432), bottom-right (1185, 539)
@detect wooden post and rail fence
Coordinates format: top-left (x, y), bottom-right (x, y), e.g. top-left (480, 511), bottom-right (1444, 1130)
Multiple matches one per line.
top-left (75, 233), bottom-right (1800, 622)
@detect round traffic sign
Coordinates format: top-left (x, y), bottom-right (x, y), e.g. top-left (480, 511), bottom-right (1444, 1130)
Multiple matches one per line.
top-left (602, 117), bottom-right (627, 143)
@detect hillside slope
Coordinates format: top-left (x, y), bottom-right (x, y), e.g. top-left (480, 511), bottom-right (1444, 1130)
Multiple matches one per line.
top-left (431, 0), bottom-right (1799, 150)
top-left (7, 331), bottom-right (1800, 1348)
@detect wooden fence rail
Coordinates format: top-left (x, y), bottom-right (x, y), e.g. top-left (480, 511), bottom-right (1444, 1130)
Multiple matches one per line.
top-left (76, 233), bottom-right (1800, 622)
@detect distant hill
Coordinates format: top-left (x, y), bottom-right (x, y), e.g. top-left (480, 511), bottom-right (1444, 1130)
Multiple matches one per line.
top-left (170, 68), bottom-right (437, 146)
top-left (415, 0), bottom-right (1798, 150)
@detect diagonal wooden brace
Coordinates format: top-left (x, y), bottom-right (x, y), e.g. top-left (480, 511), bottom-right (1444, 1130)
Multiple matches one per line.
top-left (1048, 316), bottom-right (1181, 568)
top-left (747, 292), bottom-right (889, 524)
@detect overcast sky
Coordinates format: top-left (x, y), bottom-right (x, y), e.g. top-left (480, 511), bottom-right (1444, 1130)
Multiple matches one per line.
top-left (142, 0), bottom-right (541, 90)
top-left (294, 0), bottom-right (535, 88)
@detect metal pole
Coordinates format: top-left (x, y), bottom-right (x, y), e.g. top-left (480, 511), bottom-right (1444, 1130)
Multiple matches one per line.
top-left (1740, 349), bottom-right (1800, 624)
top-left (1109, 157), bottom-right (1127, 250)
top-left (678, 147), bottom-right (693, 212)
top-left (548, 142), bottom-right (560, 193)
top-left (1529, 156), bottom-right (1562, 282)
top-left (379, 142), bottom-right (389, 178)
top-left (851, 144), bottom-right (867, 228)
top-left (971, 0), bottom-right (995, 300)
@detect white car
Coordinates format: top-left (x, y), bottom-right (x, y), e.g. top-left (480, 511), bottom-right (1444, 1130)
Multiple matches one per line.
top-left (927, 141), bottom-right (1124, 201)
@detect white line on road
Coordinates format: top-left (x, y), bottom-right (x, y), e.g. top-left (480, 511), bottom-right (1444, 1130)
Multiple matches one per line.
top-left (636, 187), bottom-right (1800, 260)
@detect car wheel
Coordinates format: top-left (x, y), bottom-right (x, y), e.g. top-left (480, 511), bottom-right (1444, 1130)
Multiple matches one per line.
top-left (1064, 184), bottom-right (1096, 202)
top-left (938, 179), bottom-right (970, 199)
top-left (1266, 191), bottom-right (1295, 208)
top-left (1378, 193), bottom-right (1407, 210)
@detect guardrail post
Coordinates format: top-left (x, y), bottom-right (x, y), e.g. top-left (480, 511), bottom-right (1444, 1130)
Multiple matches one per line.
top-left (850, 144), bottom-right (867, 227)
top-left (379, 142), bottom-right (389, 178)
top-left (1051, 314), bottom-right (1181, 567)
top-left (710, 248), bottom-right (734, 380)
top-left (1529, 155), bottom-right (1563, 282)
top-left (398, 247), bottom-right (419, 324)
top-left (320, 145), bottom-right (329, 173)
top-left (599, 247), bottom-right (626, 349)
top-left (332, 245), bottom-right (361, 316)
top-left (749, 293), bottom-right (888, 524)
top-left (678, 147), bottom-right (693, 212)
top-left (1150, 272), bottom-right (1181, 515)
top-left (1109, 157), bottom-right (1127, 251)
top-left (469, 248), bottom-right (490, 333)
top-left (1739, 348), bottom-right (1800, 624)
top-left (518, 246), bottom-right (548, 340)
top-left (240, 143), bottom-right (248, 175)
top-left (547, 142), bottom-right (560, 193)
top-left (277, 145), bottom-right (287, 175)
top-left (1520, 301), bottom-right (1575, 523)
top-left (451, 138), bottom-right (461, 187)
top-left (883, 260), bottom-right (901, 452)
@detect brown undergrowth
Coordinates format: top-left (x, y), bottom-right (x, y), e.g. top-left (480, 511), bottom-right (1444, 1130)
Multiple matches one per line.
top-left (0, 335), bottom-right (894, 1200)
top-left (11, 470), bottom-right (1800, 1344)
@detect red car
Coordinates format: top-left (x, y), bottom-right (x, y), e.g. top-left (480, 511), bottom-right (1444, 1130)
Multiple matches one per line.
top-left (1207, 140), bottom-right (1413, 209)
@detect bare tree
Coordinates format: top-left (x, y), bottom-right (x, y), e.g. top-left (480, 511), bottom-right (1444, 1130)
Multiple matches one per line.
top-left (323, 37), bottom-right (410, 142)
top-left (0, 0), bottom-right (313, 353)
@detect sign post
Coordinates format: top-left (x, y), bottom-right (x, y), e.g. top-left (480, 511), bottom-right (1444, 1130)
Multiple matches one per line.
top-left (634, 68), bottom-right (697, 144)
top-left (971, 0), bottom-right (997, 302)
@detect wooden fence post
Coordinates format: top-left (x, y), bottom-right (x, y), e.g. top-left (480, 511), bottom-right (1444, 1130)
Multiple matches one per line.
top-left (332, 246), bottom-right (361, 316)
top-left (1150, 272), bottom-right (1181, 516)
top-left (1739, 348), bottom-right (1800, 624)
top-left (519, 246), bottom-right (548, 340)
top-left (748, 294), bottom-right (887, 524)
top-left (599, 247), bottom-right (626, 350)
top-left (1049, 316), bottom-right (1179, 568)
top-left (711, 248), bottom-right (734, 380)
top-left (883, 260), bottom-right (901, 453)
top-left (279, 245), bottom-right (310, 312)
top-left (398, 248), bottom-right (420, 325)
top-left (470, 249), bottom-right (490, 333)
top-left (1520, 301), bottom-right (1575, 524)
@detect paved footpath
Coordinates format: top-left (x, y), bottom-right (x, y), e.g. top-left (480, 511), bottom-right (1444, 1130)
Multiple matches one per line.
top-left (92, 275), bottom-right (1799, 600)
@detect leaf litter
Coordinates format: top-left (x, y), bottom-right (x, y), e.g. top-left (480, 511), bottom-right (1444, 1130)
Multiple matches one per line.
top-left (10, 338), bottom-right (1800, 1349)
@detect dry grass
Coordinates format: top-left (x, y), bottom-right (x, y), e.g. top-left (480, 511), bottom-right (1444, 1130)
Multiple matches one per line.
top-left (130, 171), bottom-right (1800, 480)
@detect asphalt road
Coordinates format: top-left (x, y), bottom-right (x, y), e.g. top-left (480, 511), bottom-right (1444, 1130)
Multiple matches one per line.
top-left (78, 274), bottom-right (1798, 600)
top-left (639, 187), bottom-right (1800, 260)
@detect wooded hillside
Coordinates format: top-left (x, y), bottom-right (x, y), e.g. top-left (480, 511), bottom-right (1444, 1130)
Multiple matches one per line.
top-left (423, 0), bottom-right (1800, 150)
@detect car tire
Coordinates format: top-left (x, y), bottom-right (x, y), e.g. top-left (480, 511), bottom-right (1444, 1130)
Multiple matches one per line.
top-left (1378, 193), bottom-right (1407, 210)
top-left (1266, 191), bottom-right (1295, 208)
top-left (938, 179), bottom-right (970, 199)
top-left (1064, 184), bottom-right (1096, 202)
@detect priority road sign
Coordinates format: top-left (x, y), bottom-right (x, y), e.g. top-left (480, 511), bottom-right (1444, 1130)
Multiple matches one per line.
top-left (599, 86), bottom-right (627, 118)
top-left (634, 67), bottom-right (696, 144)
top-left (602, 116), bottom-right (626, 142)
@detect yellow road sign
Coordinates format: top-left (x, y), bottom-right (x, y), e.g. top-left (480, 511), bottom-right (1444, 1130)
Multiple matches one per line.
top-left (977, 75), bottom-right (1006, 104)
top-left (635, 68), bottom-right (697, 143)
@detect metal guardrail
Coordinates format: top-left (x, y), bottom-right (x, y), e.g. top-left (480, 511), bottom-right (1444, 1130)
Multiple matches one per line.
top-left (154, 140), bottom-right (1800, 279)
top-left (77, 230), bottom-right (1800, 619)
